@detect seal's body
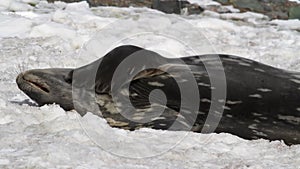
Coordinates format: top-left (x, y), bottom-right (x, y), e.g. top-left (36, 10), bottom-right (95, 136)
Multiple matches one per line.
top-left (16, 45), bottom-right (300, 145)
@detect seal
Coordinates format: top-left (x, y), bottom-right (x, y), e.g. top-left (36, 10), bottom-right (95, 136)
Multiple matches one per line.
top-left (16, 45), bottom-right (300, 145)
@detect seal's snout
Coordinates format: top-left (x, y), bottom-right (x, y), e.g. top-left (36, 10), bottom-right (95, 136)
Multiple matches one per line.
top-left (17, 71), bottom-right (50, 94)
top-left (16, 68), bottom-right (75, 111)
top-left (16, 72), bottom-right (23, 87)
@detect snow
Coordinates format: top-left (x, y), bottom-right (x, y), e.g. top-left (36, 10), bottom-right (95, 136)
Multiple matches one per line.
top-left (270, 19), bottom-right (300, 30)
top-left (188, 0), bottom-right (221, 7)
top-left (289, 0), bottom-right (300, 3)
top-left (0, 0), bottom-right (34, 11)
top-left (0, 14), bottom-right (32, 37)
top-left (0, 0), bottom-right (300, 168)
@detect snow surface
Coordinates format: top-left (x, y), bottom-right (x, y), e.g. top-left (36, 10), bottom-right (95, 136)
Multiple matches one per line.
top-left (1, 0), bottom-right (300, 168)
top-left (289, 0), bottom-right (300, 4)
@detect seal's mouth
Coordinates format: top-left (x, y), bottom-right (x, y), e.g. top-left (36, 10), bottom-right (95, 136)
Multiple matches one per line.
top-left (25, 78), bottom-right (50, 93)
top-left (18, 73), bottom-right (50, 93)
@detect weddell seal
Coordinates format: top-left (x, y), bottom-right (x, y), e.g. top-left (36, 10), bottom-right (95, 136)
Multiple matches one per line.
top-left (16, 45), bottom-right (300, 145)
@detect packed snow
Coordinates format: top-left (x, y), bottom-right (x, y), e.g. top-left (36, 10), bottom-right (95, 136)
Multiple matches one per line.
top-left (1, 0), bottom-right (300, 168)
top-left (289, 0), bottom-right (300, 4)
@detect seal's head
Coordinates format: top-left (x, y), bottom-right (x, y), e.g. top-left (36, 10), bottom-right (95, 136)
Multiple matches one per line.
top-left (16, 68), bottom-right (74, 110)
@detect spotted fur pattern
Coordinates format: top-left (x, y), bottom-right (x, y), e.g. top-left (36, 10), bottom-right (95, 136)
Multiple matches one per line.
top-left (16, 45), bottom-right (300, 145)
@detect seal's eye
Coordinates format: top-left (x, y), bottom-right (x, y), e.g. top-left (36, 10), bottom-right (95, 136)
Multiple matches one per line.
top-left (64, 70), bottom-right (73, 84)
